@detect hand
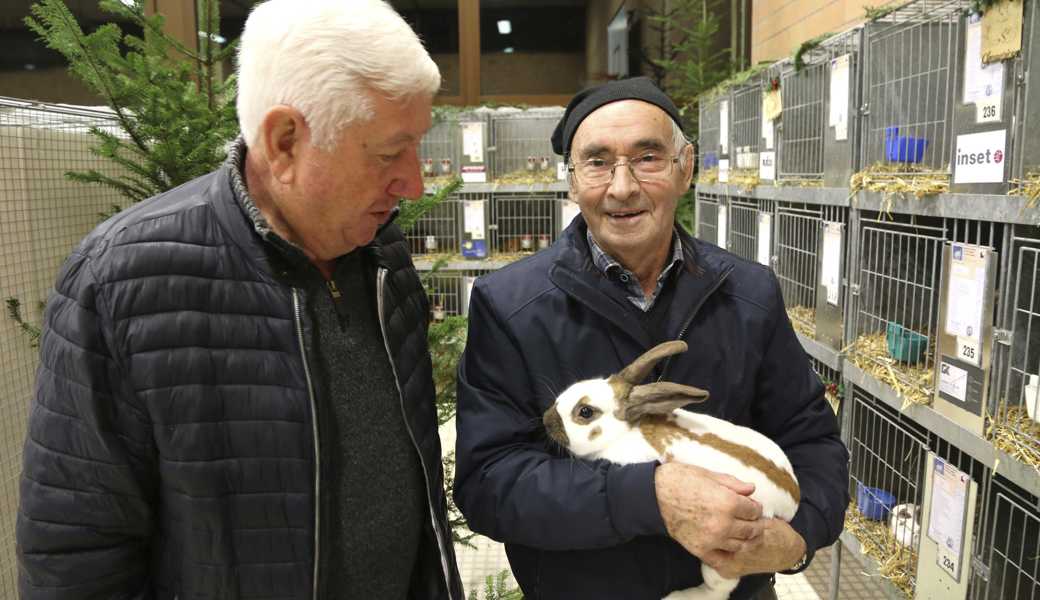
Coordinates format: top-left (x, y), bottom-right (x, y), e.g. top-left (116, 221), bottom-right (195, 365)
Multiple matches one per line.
top-left (655, 462), bottom-right (765, 558)
top-left (701, 518), bottom-right (807, 579)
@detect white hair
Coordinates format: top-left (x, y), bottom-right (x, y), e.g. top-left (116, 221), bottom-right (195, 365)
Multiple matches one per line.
top-left (236, 0), bottom-right (441, 150)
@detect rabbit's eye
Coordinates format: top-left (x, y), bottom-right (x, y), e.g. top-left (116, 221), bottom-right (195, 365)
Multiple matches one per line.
top-left (579, 406), bottom-right (594, 419)
top-left (571, 398), bottom-right (601, 424)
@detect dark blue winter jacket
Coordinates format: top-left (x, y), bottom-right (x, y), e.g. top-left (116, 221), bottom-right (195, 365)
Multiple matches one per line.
top-left (454, 216), bottom-right (849, 600)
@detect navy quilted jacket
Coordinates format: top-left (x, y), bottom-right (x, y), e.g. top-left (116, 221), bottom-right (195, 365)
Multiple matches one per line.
top-left (454, 217), bottom-right (849, 600)
top-left (16, 165), bottom-right (463, 599)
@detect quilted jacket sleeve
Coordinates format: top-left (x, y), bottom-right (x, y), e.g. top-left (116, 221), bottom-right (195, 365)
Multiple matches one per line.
top-left (453, 282), bottom-right (666, 550)
top-left (17, 251), bottom-right (157, 599)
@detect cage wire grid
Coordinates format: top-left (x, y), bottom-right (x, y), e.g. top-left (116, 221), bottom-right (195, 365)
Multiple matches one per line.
top-left (695, 191), bottom-right (721, 247)
top-left (489, 109), bottom-right (563, 181)
top-left (0, 97), bottom-right (131, 599)
top-left (861, 0), bottom-right (971, 177)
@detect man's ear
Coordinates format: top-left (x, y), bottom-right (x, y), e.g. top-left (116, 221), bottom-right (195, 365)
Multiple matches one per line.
top-left (259, 106), bottom-right (308, 185)
top-left (680, 143), bottom-right (695, 185)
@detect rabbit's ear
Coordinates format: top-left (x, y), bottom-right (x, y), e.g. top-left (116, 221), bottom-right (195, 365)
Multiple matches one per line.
top-left (617, 341), bottom-right (689, 386)
top-left (620, 382), bottom-right (709, 422)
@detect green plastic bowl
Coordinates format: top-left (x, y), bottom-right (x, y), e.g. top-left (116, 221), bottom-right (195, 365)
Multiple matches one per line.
top-left (886, 322), bottom-right (927, 365)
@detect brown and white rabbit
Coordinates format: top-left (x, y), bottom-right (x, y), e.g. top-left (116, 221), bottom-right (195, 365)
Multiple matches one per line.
top-left (542, 341), bottom-right (801, 600)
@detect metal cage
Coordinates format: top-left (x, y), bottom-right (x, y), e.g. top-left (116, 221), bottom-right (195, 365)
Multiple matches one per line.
top-left (779, 27), bottom-right (864, 185)
top-left (992, 224), bottom-right (1040, 464)
top-left (726, 196), bottom-right (774, 263)
top-left (969, 475), bottom-right (1040, 599)
top-left (860, 0), bottom-right (970, 177)
top-left (731, 76), bottom-right (763, 179)
top-left (697, 93), bottom-right (726, 175)
top-left (405, 193), bottom-right (465, 257)
top-left (845, 386), bottom-right (930, 595)
top-left (695, 191), bottom-right (723, 247)
top-left (489, 107), bottom-right (565, 182)
top-left (775, 202), bottom-right (850, 341)
top-left (808, 354), bottom-right (843, 417)
top-left (489, 191), bottom-right (559, 255)
top-left (420, 110), bottom-right (491, 183)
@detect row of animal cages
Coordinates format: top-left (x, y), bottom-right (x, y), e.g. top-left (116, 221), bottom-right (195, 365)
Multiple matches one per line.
top-left (696, 0), bottom-right (1040, 198)
top-left (420, 107), bottom-right (567, 187)
top-left (403, 190), bottom-right (579, 260)
top-left (415, 267), bottom-right (494, 320)
top-left (843, 385), bottom-right (1039, 600)
top-left (695, 191), bottom-right (1040, 476)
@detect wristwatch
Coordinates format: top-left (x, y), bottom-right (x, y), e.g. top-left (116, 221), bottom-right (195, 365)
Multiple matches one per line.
top-left (782, 550), bottom-right (810, 574)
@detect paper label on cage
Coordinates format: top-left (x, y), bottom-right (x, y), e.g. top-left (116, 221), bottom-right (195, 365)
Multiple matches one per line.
top-left (460, 165), bottom-right (487, 183)
top-left (981, 0), bottom-right (1023, 63)
top-left (939, 361), bottom-right (969, 403)
top-left (762, 89), bottom-right (782, 122)
top-left (762, 111), bottom-right (774, 150)
top-left (756, 213), bottom-right (771, 267)
top-left (717, 206), bottom-right (728, 249)
top-left (718, 159), bottom-right (730, 183)
top-left (463, 200), bottom-right (486, 239)
top-left (559, 199), bottom-right (581, 234)
top-left (976, 98), bottom-right (1002, 124)
top-left (556, 162), bottom-right (567, 181)
top-left (461, 121), bottom-right (485, 163)
top-left (964, 17), bottom-right (1005, 105)
top-left (953, 129), bottom-right (1006, 184)
top-left (945, 244), bottom-right (987, 340)
top-left (829, 54), bottom-right (850, 131)
top-left (720, 101), bottom-right (729, 155)
top-left (927, 456), bottom-right (969, 582)
top-left (759, 151), bottom-right (775, 181)
top-left (820, 223), bottom-right (842, 306)
top-left (956, 336), bottom-right (981, 367)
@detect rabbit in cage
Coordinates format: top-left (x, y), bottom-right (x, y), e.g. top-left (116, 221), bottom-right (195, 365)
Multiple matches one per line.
top-left (888, 503), bottom-right (920, 548)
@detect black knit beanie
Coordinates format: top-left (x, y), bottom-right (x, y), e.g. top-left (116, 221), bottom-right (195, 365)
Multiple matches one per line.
top-left (551, 76), bottom-right (684, 160)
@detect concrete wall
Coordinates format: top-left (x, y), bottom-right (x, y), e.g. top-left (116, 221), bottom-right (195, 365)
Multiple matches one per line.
top-left (751, 0), bottom-right (874, 63)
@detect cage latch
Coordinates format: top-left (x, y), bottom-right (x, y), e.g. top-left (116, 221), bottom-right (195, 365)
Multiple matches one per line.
top-left (993, 329), bottom-right (1012, 346)
top-left (849, 283), bottom-right (860, 297)
top-left (971, 556), bottom-right (990, 582)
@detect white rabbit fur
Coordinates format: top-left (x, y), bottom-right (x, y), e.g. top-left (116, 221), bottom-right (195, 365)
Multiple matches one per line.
top-left (543, 342), bottom-right (801, 600)
top-left (888, 503), bottom-right (920, 549)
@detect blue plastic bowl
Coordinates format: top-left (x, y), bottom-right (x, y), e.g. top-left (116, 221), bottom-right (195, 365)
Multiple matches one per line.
top-left (884, 127), bottom-right (928, 164)
top-left (856, 483), bottom-right (896, 521)
top-left (886, 322), bottom-right (928, 365)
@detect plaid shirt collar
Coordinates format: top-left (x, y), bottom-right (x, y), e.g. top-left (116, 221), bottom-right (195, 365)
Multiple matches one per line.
top-left (586, 228), bottom-right (684, 312)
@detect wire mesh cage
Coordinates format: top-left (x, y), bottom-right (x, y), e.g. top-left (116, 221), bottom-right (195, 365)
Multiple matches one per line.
top-left (0, 97), bottom-right (131, 599)
top-left (845, 385), bottom-right (930, 598)
top-left (416, 267), bottom-right (498, 319)
top-left (726, 196), bottom-right (774, 263)
top-left (860, 0), bottom-right (970, 183)
top-left (489, 191), bottom-right (558, 256)
top-left (489, 107), bottom-right (565, 184)
top-left (697, 92), bottom-right (727, 182)
top-left (775, 202), bottom-right (849, 341)
top-left (969, 475), bottom-right (1040, 599)
top-left (405, 192), bottom-right (465, 257)
top-left (421, 110), bottom-right (491, 185)
top-left (695, 191), bottom-right (723, 247)
top-left (730, 75), bottom-right (763, 187)
top-left (780, 27), bottom-right (864, 186)
top-left (992, 224), bottom-right (1040, 469)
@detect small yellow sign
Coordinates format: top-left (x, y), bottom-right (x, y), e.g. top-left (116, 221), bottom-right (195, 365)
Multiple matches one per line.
top-left (981, 0), bottom-right (1023, 63)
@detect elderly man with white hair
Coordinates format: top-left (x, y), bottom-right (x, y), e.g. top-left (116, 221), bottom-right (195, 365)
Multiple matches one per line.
top-left (16, 1), bottom-right (463, 598)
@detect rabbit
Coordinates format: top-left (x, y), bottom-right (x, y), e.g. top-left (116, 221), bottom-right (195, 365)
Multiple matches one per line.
top-left (888, 503), bottom-right (920, 549)
top-left (542, 340), bottom-right (801, 600)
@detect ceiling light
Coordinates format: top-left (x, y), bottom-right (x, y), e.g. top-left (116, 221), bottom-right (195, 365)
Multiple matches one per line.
top-left (503, 47), bottom-right (514, 54)
top-left (497, 20), bottom-right (512, 35)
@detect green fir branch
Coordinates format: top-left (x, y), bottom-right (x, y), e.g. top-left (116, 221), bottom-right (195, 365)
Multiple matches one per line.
top-left (6, 298), bottom-right (42, 348)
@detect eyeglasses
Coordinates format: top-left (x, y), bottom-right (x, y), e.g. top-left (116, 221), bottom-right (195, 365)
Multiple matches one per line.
top-left (567, 152), bottom-right (682, 187)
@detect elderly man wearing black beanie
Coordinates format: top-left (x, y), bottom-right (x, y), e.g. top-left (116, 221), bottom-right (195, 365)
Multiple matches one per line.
top-left (454, 78), bottom-right (849, 600)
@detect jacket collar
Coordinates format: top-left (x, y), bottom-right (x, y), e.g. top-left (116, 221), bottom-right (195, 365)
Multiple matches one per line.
top-left (548, 215), bottom-right (732, 350)
top-left (208, 137), bottom-right (402, 282)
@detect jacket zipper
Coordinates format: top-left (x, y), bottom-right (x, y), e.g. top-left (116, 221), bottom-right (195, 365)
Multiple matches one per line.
top-left (375, 267), bottom-right (455, 596)
top-left (292, 288), bottom-right (322, 600)
top-left (659, 266), bottom-right (733, 380)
